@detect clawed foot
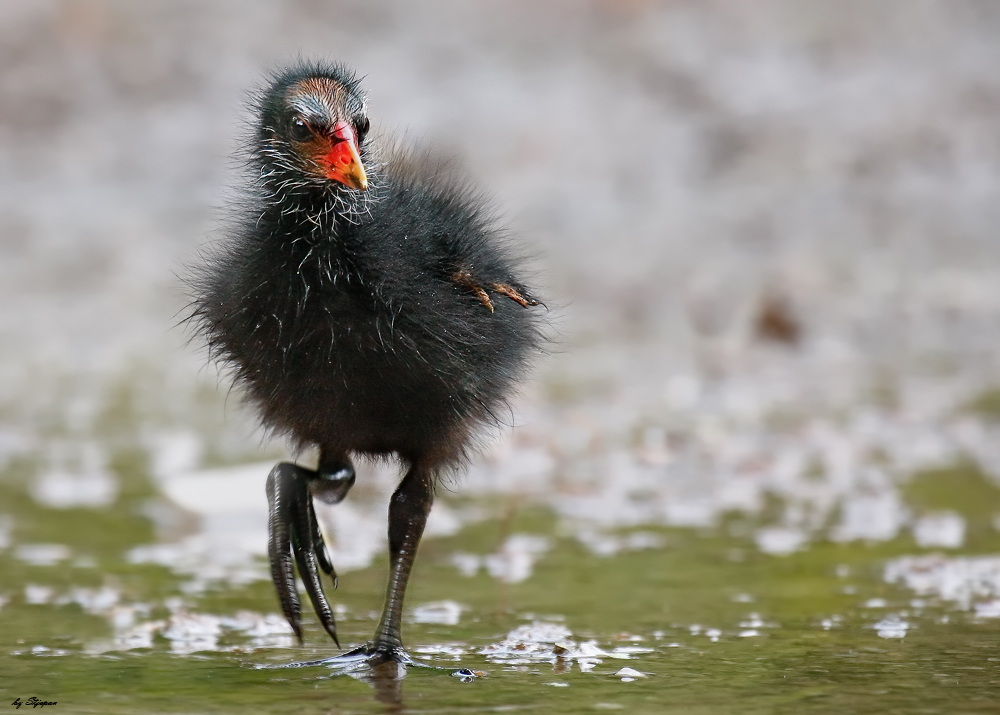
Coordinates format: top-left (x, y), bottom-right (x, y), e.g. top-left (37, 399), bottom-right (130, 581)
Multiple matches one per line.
top-left (254, 643), bottom-right (481, 709)
top-left (317, 645), bottom-right (484, 683)
top-left (259, 642), bottom-right (482, 682)
top-left (317, 643), bottom-right (420, 671)
top-left (260, 642), bottom-right (420, 673)
top-left (266, 461), bottom-right (355, 646)
top-left (264, 459), bottom-right (477, 690)
top-left (453, 269), bottom-right (540, 313)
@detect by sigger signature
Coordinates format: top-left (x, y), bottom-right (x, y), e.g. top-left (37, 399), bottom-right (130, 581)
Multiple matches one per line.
top-left (11, 698), bottom-right (57, 709)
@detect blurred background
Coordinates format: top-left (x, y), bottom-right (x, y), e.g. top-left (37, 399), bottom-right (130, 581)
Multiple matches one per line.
top-left (3, 1), bottom-right (1000, 710)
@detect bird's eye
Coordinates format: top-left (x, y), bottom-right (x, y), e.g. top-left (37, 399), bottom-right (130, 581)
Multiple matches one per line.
top-left (289, 116), bottom-right (312, 142)
top-left (356, 116), bottom-right (370, 142)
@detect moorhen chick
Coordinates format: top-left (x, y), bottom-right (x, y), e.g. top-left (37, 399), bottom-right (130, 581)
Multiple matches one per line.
top-left (189, 61), bottom-right (544, 666)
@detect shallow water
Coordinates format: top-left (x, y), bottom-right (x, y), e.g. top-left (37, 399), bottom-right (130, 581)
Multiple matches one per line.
top-left (4, 423), bottom-right (1000, 713)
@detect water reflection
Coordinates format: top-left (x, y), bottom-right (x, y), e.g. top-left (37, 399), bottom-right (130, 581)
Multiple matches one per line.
top-left (361, 660), bottom-right (407, 710)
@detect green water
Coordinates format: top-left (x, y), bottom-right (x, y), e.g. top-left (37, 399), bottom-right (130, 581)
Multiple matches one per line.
top-left (3, 448), bottom-right (1000, 714)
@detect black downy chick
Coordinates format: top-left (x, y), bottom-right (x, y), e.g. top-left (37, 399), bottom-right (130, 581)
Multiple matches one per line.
top-left (189, 62), bottom-right (544, 665)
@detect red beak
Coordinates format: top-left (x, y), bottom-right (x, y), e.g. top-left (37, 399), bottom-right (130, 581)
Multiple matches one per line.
top-left (323, 121), bottom-right (368, 191)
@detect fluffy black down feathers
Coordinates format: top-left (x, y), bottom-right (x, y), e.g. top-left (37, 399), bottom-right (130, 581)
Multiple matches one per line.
top-left (189, 62), bottom-right (544, 471)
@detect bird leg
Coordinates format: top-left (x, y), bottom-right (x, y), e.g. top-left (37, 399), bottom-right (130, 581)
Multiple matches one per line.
top-left (453, 269), bottom-right (538, 313)
top-left (373, 464), bottom-right (434, 656)
top-left (325, 463), bottom-right (434, 668)
top-left (266, 458), bottom-right (355, 646)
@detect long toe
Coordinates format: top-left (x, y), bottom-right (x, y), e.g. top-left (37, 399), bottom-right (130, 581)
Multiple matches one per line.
top-left (266, 462), bottom-right (340, 645)
top-left (314, 642), bottom-right (417, 672)
top-left (292, 490), bottom-right (340, 645)
top-left (266, 463), bottom-right (303, 642)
